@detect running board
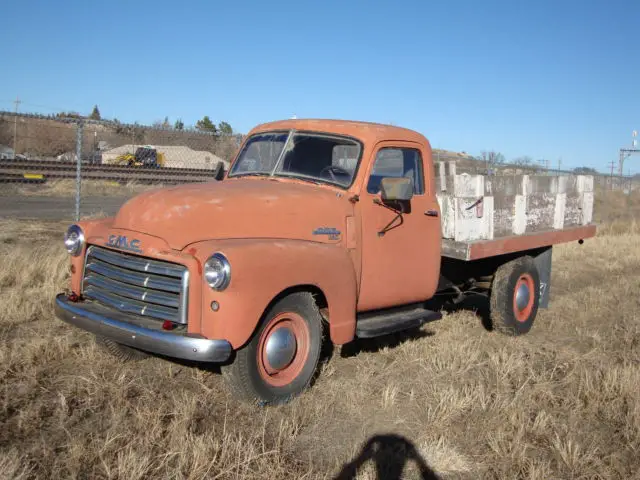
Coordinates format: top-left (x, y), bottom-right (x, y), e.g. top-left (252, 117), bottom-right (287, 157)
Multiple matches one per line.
top-left (355, 306), bottom-right (442, 339)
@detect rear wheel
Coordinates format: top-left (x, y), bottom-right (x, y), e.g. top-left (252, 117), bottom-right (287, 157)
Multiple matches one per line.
top-left (490, 256), bottom-right (540, 336)
top-left (221, 292), bottom-right (324, 406)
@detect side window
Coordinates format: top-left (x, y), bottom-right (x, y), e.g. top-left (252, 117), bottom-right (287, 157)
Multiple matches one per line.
top-left (366, 147), bottom-right (425, 195)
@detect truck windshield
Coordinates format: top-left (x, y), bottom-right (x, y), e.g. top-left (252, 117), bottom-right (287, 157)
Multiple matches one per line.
top-left (228, 130), bottom-right (361, 188)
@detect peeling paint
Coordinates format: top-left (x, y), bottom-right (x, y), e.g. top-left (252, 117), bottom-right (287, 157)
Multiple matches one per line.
top-left (112, 178), bottom-right (354, 249)
top-left (581, 192), bottom-right (594, 224)
top-left (437, 172), bottom-right (594, 242)
top-left (553, 193), bottom-right (566, 229)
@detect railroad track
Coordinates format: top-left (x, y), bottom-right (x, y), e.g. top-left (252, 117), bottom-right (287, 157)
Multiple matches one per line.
top-left (0, 159), bottom-right (225, 184)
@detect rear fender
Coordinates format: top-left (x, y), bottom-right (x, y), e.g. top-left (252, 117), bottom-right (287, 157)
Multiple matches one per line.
top-left (186, 239), bottom-right (358, 349)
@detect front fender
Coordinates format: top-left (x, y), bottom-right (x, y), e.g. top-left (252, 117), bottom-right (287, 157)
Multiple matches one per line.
top-left (67, 217), bottom-right (116, 294)
top-left (186, 239), bottom-right (358, 349)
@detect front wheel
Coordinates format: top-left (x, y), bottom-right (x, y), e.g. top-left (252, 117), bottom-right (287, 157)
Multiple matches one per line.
top-left (490, 256), bottom-right (540, 336)
top-left (221, 292), bottom-right (324, 405)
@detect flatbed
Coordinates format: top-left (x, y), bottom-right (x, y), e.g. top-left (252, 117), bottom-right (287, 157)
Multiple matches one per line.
top-left (441, 224), bottom-right (596, 260)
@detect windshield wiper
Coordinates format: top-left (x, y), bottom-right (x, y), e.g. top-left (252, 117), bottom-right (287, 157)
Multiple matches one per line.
top-left (277, 172), bottom-right (349, 188)
top-left (276, 173), bottom-right (325, 185)
top-left (232, 172), bottom-right (271, 178)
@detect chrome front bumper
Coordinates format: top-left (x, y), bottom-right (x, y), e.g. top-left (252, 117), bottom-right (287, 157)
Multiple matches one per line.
top-left (55, 294), bottom-right (232, 362)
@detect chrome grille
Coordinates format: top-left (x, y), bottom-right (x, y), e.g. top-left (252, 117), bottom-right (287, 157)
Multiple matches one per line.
top-left (82, 245), bottom-right (189, 324)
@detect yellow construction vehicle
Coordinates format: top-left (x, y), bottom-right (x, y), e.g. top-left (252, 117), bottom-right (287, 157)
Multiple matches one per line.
top-left (115, 146), bottom-right (165, 167)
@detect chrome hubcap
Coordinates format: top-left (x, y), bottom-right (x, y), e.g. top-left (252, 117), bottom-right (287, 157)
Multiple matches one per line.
top-left (515, 283), bottom-right (530, 311)
top-left (265, 327), bottom-right (297, 371)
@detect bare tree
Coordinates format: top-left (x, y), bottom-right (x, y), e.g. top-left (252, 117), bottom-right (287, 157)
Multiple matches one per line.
top-left (476, 150), bottom-right (505, 173)
top-left (480, 151), bottom-right (506, 164)
top-left (512, 156), bottom-right (542, 174)
top-left (512, 155), bottom-right (534, 166)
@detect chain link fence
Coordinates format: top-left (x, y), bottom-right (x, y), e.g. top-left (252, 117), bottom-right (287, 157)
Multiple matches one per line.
top-left (1, 111), bottom-right (638, 221)
top-left (0, 111), bottom-right (243, 220)
top-left (432, 151), bottom-right (640, 193)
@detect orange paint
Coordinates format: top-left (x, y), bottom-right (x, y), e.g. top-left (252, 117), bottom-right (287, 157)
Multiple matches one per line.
top-left (64, 119), bottom-right (596, 351)
top-left (468, 224), bottom-right (596, 260)
top-left (256, 311), bottom-right (310, 386)
top-left (514, 274), bottom-right (535, 322)
top-left (356, 139), bottom-right (441, 310)
top-left (192, 238), bottom-right (357, 347)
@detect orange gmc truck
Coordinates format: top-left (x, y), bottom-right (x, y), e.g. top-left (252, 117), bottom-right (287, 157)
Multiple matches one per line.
top-left (55, 119), bottom-right (596, 405)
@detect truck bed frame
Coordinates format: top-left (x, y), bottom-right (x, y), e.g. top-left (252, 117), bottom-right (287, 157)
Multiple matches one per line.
top-left (435, 160), bottom-right (596, 261)
top-left (441, 224), bottom-right (596, 261)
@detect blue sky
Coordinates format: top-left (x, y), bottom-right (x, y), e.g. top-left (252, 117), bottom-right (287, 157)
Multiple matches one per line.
top-left (1, 0), bottom-right (638, 172)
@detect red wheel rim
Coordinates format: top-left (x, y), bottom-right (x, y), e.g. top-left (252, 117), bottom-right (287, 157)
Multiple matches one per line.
top-left (513, 274), bottom-right (535, 322)
top-left (256, 312), bottom-right (310, 387)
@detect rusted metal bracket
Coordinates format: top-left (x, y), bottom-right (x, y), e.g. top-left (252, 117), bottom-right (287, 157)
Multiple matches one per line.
top-left (465, 197), bottom-right (484, 218)
top-left (373, 198), bottom-right (404, 237)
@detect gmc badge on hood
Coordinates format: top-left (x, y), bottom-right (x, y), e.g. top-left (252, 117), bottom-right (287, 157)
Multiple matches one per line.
top-left (106, 235), bottom-right (142, 253)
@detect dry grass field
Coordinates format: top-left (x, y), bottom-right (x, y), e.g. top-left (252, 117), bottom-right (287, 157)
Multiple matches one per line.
top-left (1, 190), bottom-right (639, 479)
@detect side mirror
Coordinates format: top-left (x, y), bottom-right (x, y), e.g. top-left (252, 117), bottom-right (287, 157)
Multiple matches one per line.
top-left (213, 161), bottom-right (225, 180)
top-left (380, 177), bottom-right (413, 202)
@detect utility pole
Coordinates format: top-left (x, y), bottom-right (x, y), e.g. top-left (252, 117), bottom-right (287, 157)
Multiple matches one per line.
top-left (13, 96), bottom-right (21, 156)
top-left (557, 157), bottom-right (562, 174)
top-left (619, 130), bottom-right (639, 178)
top-left (608, 160), bottom-right (616, 190)
top-left (537, 158), bottom-right (549, 174)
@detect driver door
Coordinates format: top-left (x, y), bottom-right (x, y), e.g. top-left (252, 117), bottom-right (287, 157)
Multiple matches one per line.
top-left (356, 141), bottom-right (441, 311)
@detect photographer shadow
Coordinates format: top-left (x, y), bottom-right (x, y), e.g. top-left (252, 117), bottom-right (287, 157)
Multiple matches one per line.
top-left (333, 433), bottom-right (440, 480)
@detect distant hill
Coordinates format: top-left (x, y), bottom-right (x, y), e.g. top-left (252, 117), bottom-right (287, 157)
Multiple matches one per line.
top-left (0, 113), bottom-right (239, 162)
top-left (0, 113), bottom-right (610, 179)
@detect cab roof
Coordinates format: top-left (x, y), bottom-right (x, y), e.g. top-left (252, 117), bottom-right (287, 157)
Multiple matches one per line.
top-left (247, 118), bottom-right (431, 147)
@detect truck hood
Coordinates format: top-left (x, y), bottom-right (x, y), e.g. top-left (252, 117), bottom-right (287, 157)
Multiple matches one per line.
top-left (112, 178), bottom-right (353, 250)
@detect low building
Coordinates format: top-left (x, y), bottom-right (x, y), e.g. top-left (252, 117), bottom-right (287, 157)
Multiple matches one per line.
top-left (0, 145), bottom-right (15, 160)
top-left (101, 144), bottom-right (229, 170)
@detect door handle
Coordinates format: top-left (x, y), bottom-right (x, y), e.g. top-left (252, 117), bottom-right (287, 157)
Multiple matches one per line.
top-left (424, 210), bottom-right (439, 217)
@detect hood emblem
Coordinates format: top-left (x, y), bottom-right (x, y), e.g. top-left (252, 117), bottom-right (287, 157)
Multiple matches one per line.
top-left (106, 234), bottom-right (142, 253)
top-left (313, 227), bottom-right (341, 241)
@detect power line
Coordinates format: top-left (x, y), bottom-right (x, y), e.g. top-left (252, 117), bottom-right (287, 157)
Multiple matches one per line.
top-left (1, 98), bottom-right (84, 115)
top-left (536, 158), bottom-right (550, 173)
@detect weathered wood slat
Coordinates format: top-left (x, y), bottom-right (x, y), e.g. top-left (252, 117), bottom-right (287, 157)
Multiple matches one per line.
top-left (435, 160), bottom-right (594, 243)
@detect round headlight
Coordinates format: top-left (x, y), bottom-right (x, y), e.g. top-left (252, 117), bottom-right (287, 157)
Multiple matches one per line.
top-left (204, 253), bottom-right (231, 290)
top-left (64, 224), bottom-right (85, 256)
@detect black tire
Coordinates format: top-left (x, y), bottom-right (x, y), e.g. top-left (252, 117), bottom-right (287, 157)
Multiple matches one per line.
top-left (221, 292), bottom-right (324, 406)
top-left (489, 256), bottom-right (540, 336)
top-left (95, 335), bottom-right (150, 361)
